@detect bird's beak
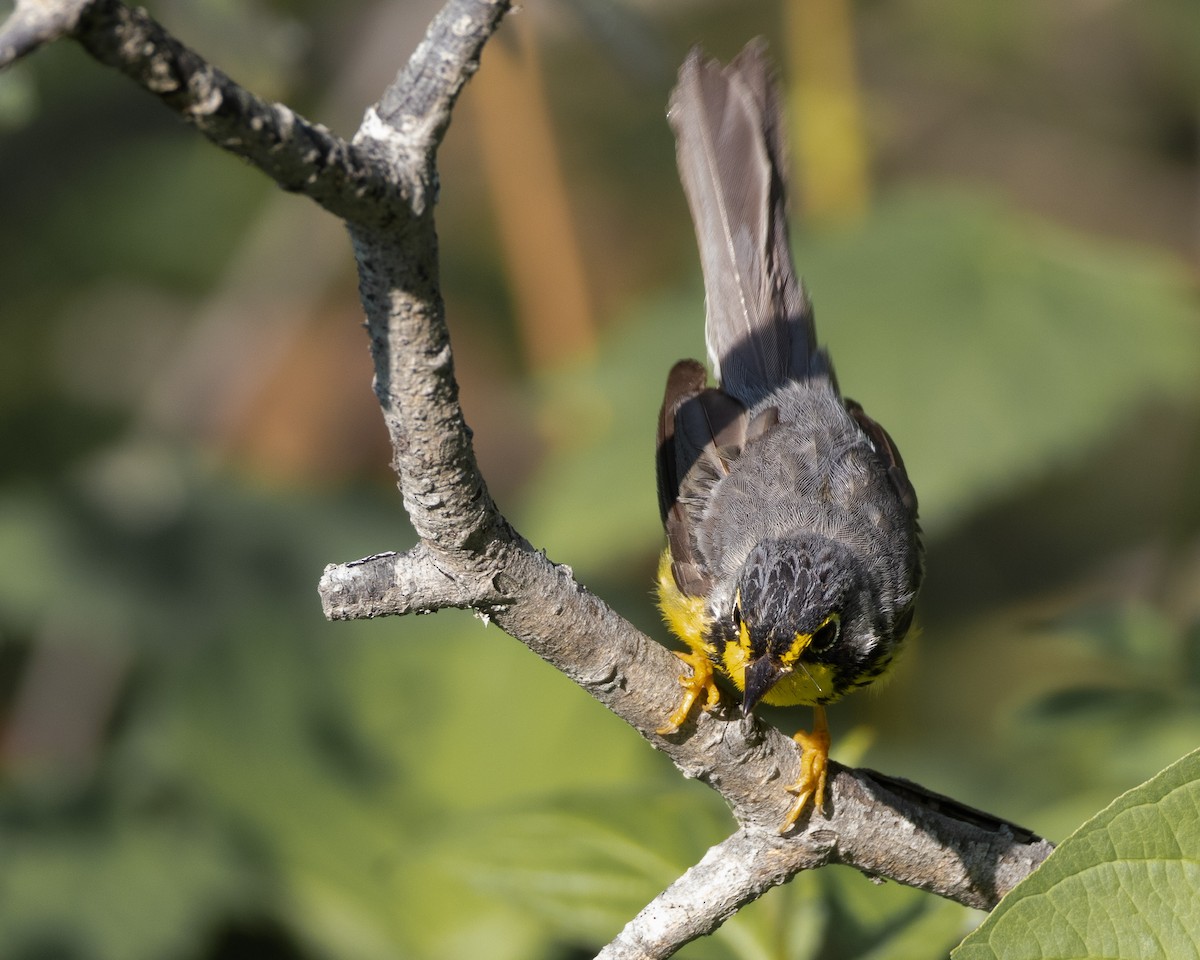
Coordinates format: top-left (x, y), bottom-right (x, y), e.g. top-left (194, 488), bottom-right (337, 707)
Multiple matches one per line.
top-left (742, 656), bottom-right (788, 716)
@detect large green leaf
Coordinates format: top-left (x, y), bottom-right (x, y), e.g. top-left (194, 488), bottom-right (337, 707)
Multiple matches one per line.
top-left (953, 748), bottom-right (1200, 959)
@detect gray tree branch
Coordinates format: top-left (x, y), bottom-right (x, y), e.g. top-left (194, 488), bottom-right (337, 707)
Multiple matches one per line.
top-left (0, 0), bottom-right (86, 64)
top-left (598, 769), bottom-right (1050, 959)
top-left (0, 1), bottom-right (1054, 956)
top-left (1, 0), bottom-right (402, 225)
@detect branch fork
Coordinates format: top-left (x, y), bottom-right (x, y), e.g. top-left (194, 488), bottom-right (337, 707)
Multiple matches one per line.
top-left (1, 1), bottom-right (1053, 956)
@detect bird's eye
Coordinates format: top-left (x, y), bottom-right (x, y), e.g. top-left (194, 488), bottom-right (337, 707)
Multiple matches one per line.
top-left (731, 601), bottom-right (743, 629)
top-left (810, 615), bottom-right (841, 652)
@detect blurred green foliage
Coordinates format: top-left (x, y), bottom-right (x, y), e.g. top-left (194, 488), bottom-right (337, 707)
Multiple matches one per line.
top-left (2, 1), bottom-right (1200, 959)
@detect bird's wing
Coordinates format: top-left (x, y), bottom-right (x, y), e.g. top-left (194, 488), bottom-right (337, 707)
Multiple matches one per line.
top-left (656, 359), bottom-right (750, 597)
top-left (844, 397), bottom-right (919, 516)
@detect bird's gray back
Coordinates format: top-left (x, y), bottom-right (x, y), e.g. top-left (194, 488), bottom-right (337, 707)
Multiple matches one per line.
top-left (693, 380), bottom-right (917, 613)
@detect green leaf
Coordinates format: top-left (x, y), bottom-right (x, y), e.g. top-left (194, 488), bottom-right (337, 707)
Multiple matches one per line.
top-left (953, 748), bottom-right (1200, 960)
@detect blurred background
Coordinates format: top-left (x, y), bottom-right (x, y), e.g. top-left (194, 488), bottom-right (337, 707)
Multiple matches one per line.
top-left (1, 0), bottom-right (1198, 957)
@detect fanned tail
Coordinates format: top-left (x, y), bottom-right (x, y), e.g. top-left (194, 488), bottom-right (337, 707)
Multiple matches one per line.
top-left (669, 41), bottom-right (827, 405)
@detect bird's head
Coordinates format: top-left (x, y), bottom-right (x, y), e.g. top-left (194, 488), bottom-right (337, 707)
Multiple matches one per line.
top-left (730, 536), bottom-right (866, 714)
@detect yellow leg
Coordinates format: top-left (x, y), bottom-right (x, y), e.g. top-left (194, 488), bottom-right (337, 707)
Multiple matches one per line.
top-left (780, 705), bottom-right (830, 833)
top-left (656, 650), bottom-right (721, 735)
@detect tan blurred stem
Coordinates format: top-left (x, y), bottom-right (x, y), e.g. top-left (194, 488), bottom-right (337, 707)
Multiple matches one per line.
top-left (0, 624), bottom-right (129, 784)
top-left (784, 0), bottom-right (871, 221)
top-left (470, 9), bottom-right (597, 369)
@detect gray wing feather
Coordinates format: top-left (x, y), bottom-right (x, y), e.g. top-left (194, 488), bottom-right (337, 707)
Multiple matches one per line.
top-left (656, 359), bottom-right (751, 597)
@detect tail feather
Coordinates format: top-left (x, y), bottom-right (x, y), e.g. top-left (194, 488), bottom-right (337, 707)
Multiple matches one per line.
top-left (669, 41), bottom-right (825, 404)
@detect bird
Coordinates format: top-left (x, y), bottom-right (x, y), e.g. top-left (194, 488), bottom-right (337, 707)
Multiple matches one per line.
top-left (654, 41), bottom-right (924, 833)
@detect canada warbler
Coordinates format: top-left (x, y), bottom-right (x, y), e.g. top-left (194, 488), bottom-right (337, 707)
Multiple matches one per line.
top-left (655, 42), bottom-right (924, 833)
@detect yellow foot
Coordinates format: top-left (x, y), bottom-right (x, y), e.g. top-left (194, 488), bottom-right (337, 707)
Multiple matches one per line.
top-left (656, 650), bottom-right (721, 735)
top-left (780, 705), bottom-right (831, 833)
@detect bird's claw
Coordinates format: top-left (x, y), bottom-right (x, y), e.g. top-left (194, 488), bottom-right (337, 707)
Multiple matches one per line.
top-left (779, 706), bottom-right (831, 833)
top-left (657, 650), bottom-right (720, 734)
